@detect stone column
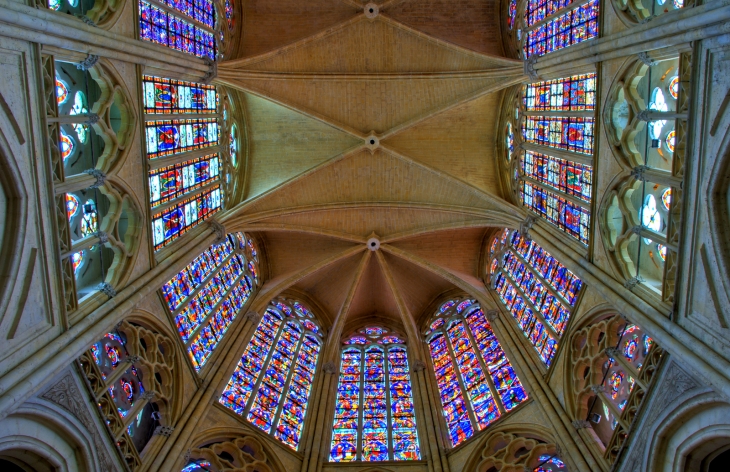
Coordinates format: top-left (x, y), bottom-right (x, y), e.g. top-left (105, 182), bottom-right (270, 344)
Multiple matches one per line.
top-left (412, 359), bottom-right (443, 472)
top-left (152, 309), bottom-right (261, 471)
top-left (486, 307), bottom-right (602, 472)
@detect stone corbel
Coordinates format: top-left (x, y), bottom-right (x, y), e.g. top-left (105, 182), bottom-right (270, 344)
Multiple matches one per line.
top-left (208, 220), bottom-right (226, 243)
top-left (153, 425), bottom-right (175, 437)
top-left (485, 310), bottom-right (499, 322)
top-left (572, 419), bottom-right (591, 429)
top-left (76, 54), bottom-right (100, 71)
top-left (524, 56), bottom-right (539, 82)
top-left (203, 59), bottom-right (218, 85)
top-left (520, 215), bottom-right (537, 240)
top-left (97, 282), bottom-right (116, 298)
top-left (413, 360), bottom-right (427, 372)
top-left (245, 311), bottom-right (261, 324)
top-left (83, 168), bottom-right (107, 189)
top-left (637, 51), bottom-right (658, 67)
top-left (323, 362), bottom-right (337, 375)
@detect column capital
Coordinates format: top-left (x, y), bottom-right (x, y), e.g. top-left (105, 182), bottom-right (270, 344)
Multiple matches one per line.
top-left (413, 360), bottom-right (427, 372)
top-left (208, 220), bottom-right (227, 243)
top-left (83, 168), bottom-right (107, 189)
top-left (604, 347), bottom-right (621, 359)
top-left (76, 54), bottom-right (100, 71)
top-left (520, 215), bottom-right (538, 240)
top-left (323, 362), bottom-right (337, 374)
top-left (153, 425), bottom-right (174, 437)
top-left (485, 309), bottom-right (500, 322)
top-left (572, 419), bottom-right (591, 429)
top-left (97, 282), bottom-right (116, 298)
top-left (524, 56), bottom-right (539, 81)
top-left (245, 311), bottom-right (261, 324)
top-left (203, 59), bottom-right (218, 85)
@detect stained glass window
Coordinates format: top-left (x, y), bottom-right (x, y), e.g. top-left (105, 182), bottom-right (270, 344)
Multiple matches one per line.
top-left (65, 194), bottom-right (79, 219)
top-left (488, 229), bottom-right (583, 366)
top-left (508, 0), bottom-right (517, 29)
top-left (229, 124), bottom-right (238, 167)
top-left (524, 0), bottom-right (599, 58)
top-left (520, 181), bottom-right (590, 244)
top-left (220, 299), bottom-right (322, 450)
top-left (149, 155), bottom-right (220, 207)
top-left (521, 151), bottom-right (592, 202)
top-left (425, 299), bottom-right (527, 447)
top-left (155, 0), bottom-right (215, 28)
top-left (524, 0), bottom-right (577, 27)
top-left (225, 0), bottom-right (234, 28)
top-left (81, 199), bottom-right (98, 237)
top-left (161, 232), bottom-right (259, 371)
top-left (143, 76), bottom-right (218, 114)
top-left (138, 0), bottom-right (216, 60)
top-left (523, 74), bottom-right (597, 111)
top-left (151, 186), bottom-right (222, 250)
top-left (522, 116), bottom-right (594, 154)
top-left (145, 118), bottom-right (219, 159)
top-left (330, 327), bottom-right (420, 462)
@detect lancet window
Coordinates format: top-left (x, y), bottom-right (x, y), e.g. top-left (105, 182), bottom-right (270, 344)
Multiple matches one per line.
top-left (568, 314), bottom-right (664, 463)
top-left (488, 229), bottom-right (584, 367)
top-left (142, 76), bottom-right (225, 251)
top-left (77, 320), bottom-right (177, 469)
top-left (604, 53), bottom-right (689, 303)
top-left (521, 0), bottom-right (599, 58)
top-left (161, 232), bottom-right (258, 371)
top-left (506, 73), bottom-right (597, 245)
top-left (425, 299), bottom-right (527, 447)
top-left (330, 327), bottom-right (420, 462)
top-left (220, 298), bottom-right (322, 450)
top-left (138, 0), bottom-right (217, 59)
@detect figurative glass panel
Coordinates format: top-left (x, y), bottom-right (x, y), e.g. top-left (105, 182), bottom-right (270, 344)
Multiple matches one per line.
top-left (524, 0), bottom-right (577, 27)
top-left (225, 0), bottom-right (234, 28)
top-left (148, 154), bottom-right (220, 207)
top-left (426, 300), bottom-right (527, 447)
top-left (522, 151), bottom-right (592, 202)
top-left (520, 181), bottom-right (590, 244)
top-left (524, 0), bottom-right (599, 58)
top-left (145, 118), bottom-right (219, 159)
top-left (522, 116), bottom-right (594, 154)
top-left (489, 230), bottom-right (583, 366)
top-left (220, 299), bottom-right (322, 450)
top-left (330, 327), bottom-right (420, 462)
top-left (139, 1), bottom-right (216, 60)
top-left (508, 0), bottom-right (517, 29)
top-left (151, 186), bottom-right (221, 250)
top-left (143, 76), bottom-right (218, 114)
top-left (524, 74), bottom-right (597, 111)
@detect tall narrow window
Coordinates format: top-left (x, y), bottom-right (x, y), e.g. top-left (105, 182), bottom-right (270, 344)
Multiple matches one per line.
top-left (142, 76), bottom-right (224, 251)
top-left (513, 73), bottom-right (597, 245)
top-left (330, 327), bottom-right (421, 462)
top-left (523, 0), bottom-right (599, 58)
top-left (161, 232), bottom-right (258, 371)
top-left (138, 0), bottom-right (217, 59)
top-left (220, 298), bottom-right (322, 450)
top-left (488, 229), bottom-right (583, 366)
top-left (425, 298), bottom-right (527, 447)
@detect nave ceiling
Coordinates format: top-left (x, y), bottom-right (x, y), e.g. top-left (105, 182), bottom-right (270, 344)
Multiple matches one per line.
top-left (216, 0), bottom-right (525, 333)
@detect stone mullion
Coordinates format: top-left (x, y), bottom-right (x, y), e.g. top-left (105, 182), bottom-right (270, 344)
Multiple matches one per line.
top-left (151, 179), bottom-right (222, 215)
top-left (303, 363), bottom-right (337, 472)
top-left (356, 346), bottom-right (365, 461)
top-left (115, 392), bottom-right (156, 439)
top-left (242, 314), bottom-right (287, 419)
top-left (460, 314), bottom-right (506, 415)
top-left (170, 247), bottom-right (237, 319)
top-left (419, 342), bottom-right (453, 472)
top-left (183, 263), bottom-right (249, 347)
top-left (593, 388), bottom-right (630, 431)
top-left (499, 270), bottom-right (561, 341)
top-left (604, 348), bottom-right (647, 391)
top-left (441, 324), bottom-right (480, 432)
top-left (148, 146), bottom-right (224, 171)
top-left (509, 248), bottom-right (575, 310)
top-left (383, 346), bottom-right (393, 461)
top-left (519, 175), bottom-right (591, 210)
top-left (485, 305), bottom-right (602, 472)
top-left (269, 323), bottom-right (306, 439)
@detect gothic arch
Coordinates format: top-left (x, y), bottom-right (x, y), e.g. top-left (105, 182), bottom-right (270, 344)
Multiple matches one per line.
top-left (463, 425), bottom-right (563, 472)
top-left (183, 428), bottom-right (286, 472)
top-left (706, 115), bottom-right (730, 319)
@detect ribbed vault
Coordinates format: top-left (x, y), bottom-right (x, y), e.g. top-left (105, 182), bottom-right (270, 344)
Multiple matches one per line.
top-left (217, 0), bottom-right (526, 332)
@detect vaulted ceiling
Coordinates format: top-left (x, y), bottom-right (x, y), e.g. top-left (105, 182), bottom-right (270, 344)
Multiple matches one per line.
top-left (220, 0), bottom-right (527, 337)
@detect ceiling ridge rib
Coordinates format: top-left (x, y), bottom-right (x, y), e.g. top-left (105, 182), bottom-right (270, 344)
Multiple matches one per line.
top-left (380, 218), bottom-right (514, 244)
top-left (233, 203), bottom-right (509, 225)
top-left (222, 15), bottom-right (365, 68)
top-left (378, 0), bottom-right (409, 10)
top-left (376, 14), bottom-right (523, 66)
top-left (324, 251), bottom-right (372, 361)
top-left (226, 144), bottom-right (365, 216)
top-left (251, 245), bottom-right (366, 314)
top-left (374, 250), bottom-right (423, 354)
top-left (232, 224), bottom-right (368, 244)
top-left (218, 69), bottom-right (523, 81)
top-left (378, 146), bottom-right (523, 214)
top-left (378, 75), bottom-right (526, 140)
top-left (379, 243), bottom-right (494, 308)
top-left (216, 78), bottom-right (367, 139)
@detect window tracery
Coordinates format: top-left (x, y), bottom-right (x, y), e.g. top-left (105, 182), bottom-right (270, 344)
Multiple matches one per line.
top-left (42, 54), bottom-right (139, 313)
top-left (330, 326), bottom-right (420, 462)
top-left (612, 0), bottom-right (690, 25)
top-left (77, 320), bottom-right (177, 469)
top-left (466, 430), bottom-right (567, 472)
top-left (161, 232), bottom-right (258, 371)
top-left (425, 298), bottom-right (527, 447)
top-left (220, 298), bottom-right (321, 450)
top-left (602, 53), bottom-right (690, 304)
top-left (504, 73), bottom-right (597, 245)
top-left (181, 435), bottom-right (275, 472)
top-left (488, 229), bottom-right (584, 366)
top-left (141, 76), bottom-right (226, 251)
top-left (567, 313), bottom-right (664, 464)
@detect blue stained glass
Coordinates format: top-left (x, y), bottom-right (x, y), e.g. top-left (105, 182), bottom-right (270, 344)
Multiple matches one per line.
top-left (151, 186), bottom-right (222, 250)
top-left (520, 181), bottom-right (590, 245)
top-left (219, 300), bottom-right (322, 450)
top-left (330, 328), bottom-right (420, 461)
top-left (139, 1), bottom-right (216, 60)
top-left (524, 0), bottom-right (598, 58)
